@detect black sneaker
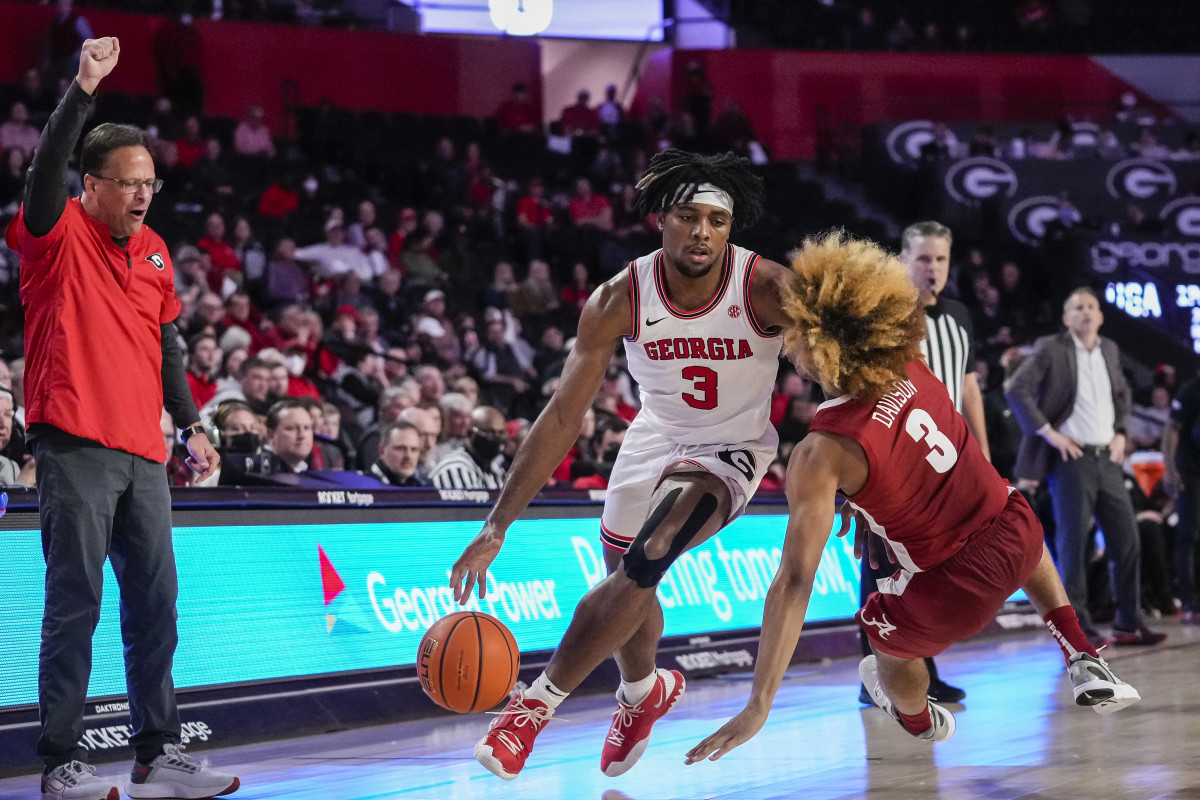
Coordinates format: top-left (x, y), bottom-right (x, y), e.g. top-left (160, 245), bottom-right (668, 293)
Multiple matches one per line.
top-left (927, 679), bottom-right (966, 703)
top-left (1111, 625), bottom-right (1168, 646)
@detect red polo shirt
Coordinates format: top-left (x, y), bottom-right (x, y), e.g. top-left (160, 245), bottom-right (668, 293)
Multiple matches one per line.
top-left (7, 198), bottom-right (182, 462)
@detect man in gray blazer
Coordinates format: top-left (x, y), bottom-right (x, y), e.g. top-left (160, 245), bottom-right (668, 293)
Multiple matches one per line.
top-left (1006, 287), bottom-right (1165, 646)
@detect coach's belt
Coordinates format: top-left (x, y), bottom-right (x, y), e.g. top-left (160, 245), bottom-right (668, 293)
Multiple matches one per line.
top-left (1079, 444), bottom-right (1110, 457)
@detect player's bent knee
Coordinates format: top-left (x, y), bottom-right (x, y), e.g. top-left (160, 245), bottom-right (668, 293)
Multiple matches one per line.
top-left (623, 490), bottom-right (720, 588)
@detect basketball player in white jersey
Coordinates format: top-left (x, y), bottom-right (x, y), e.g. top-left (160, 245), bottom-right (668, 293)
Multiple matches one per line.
top-left (450, 150), bottom-right (791, 780)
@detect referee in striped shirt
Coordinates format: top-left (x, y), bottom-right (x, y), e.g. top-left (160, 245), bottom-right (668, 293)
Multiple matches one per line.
top-left (856, 220), bottom-right (990, 705)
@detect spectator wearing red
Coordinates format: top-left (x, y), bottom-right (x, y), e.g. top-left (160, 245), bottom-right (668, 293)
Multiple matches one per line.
top-left (222, 291), bottom-right (270, 353)
top-left (517, 178), bottom-right (553, 229)
top-left (282, 345), bottom-right (323, 401)
top-left (258, 174), bottom-right (300, 220)
top-left (496, 82), bottom-right (540, 133)
top-left (569, 177), bottom-right (613, 230)
top-left (175, 115), bottom-right (205, 168)
top-left (770, 371), bottom-right (809, 427)
top-left (389, 206), bottom-right (418, 266)
top-left (185, 332), bottom-right (219, 409)
top-left (561, 89), bottom-right (599, 136)
top-left (561, 262), bottom-right (594, 317)
top-left (261, 305), bottom-right (307, 352)
top-left (467, 163), bottom-right (498, 212)
top-left (553, 406), bottom-right (594, 483)
top-left (197, 212), bottom-right (242, 280)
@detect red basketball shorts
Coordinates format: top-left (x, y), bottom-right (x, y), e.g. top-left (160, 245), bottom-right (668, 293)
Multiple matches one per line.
top-left (857, 490), bottom-right (1044, 660)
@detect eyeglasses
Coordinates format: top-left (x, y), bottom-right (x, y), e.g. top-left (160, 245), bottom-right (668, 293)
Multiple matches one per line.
top-left (471, 426), bottom-right (508, 441)
top-left (88, 174), bottom-right (164, 194)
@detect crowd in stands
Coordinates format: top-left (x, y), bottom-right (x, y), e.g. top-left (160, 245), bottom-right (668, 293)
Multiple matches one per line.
top-left (0, 45), bottom-right (777, 497)
top-left (914, 115), bottom-right (1200, 165)
top-left (729, 0), bottom-right (1200, 55)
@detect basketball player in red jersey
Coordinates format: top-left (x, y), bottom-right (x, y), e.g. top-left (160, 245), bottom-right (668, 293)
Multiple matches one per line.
top-left (450, 150), bottom-right (794, 780)
top-left (686, 233), bottom-right (1140, 763)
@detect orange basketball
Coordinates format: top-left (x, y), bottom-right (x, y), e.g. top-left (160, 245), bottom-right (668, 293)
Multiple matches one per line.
top-left (417, 611), bottom-right (520, 713)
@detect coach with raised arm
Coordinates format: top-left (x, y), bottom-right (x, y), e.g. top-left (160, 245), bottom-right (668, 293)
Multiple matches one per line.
top-left (5, 37), bottom-right (239, 800)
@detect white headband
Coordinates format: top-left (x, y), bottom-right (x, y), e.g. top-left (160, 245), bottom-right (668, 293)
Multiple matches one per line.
top-left (687, 183), bottom-right (734, 214)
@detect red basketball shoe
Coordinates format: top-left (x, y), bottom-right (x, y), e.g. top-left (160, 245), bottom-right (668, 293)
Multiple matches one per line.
top-left (601, 668), bottom-right (686, 776)
top-left (473, 690), bottom-right (554, 780)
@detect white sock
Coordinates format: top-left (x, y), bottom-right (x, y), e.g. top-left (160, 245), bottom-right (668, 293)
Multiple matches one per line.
top-left (619, 670), bottom-right (659, 706)
top-left (524, 672), bottom-right (569, 710)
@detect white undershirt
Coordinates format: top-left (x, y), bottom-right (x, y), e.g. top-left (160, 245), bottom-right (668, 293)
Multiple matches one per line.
top-left (1058, 333), bottom-right (1115, 446)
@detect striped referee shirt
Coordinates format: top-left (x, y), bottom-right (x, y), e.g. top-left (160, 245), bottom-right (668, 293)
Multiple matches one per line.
top-left (429, 447), bottom-right (507, 490)
top-left (920, 295), bottom-right (975, 413)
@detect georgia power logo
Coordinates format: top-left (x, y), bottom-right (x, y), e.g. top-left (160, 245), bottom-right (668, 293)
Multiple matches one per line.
top-left (145, 253), bottom-right (166, 270)
top-left (1007, 195), bottom-right (1062, 246)
top-left (1160, 196), bottom-right (1200, 238)
top-left (885, 120), bottom-right (936, 165)
top-left (1106, 158), bottom-right (1177, 200)
top-left (944, 157), bottom-right (1018, 203)
top-left (319, 545), bottom-right (373, 635)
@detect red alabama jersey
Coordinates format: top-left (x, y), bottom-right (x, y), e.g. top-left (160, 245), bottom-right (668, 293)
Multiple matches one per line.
top-left (809, 360), bottom-right (1010, 572)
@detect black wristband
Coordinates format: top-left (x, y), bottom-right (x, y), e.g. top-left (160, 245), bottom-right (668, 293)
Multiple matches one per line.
top-left (180, 424), bottom-right (208, 446)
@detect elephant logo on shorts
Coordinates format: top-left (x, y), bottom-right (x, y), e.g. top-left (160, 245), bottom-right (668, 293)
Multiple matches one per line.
top-left (717, 448), bottom-right (756, 482)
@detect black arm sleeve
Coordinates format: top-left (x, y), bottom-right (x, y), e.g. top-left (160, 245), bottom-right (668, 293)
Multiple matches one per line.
top-left (24, 80), bottom-right (95, 238)
top-left (161, 323), bottom-right (200, 427)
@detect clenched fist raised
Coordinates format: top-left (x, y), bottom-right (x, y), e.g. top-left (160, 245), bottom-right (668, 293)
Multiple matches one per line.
top-left (77, 37), bottom-right (120, 95)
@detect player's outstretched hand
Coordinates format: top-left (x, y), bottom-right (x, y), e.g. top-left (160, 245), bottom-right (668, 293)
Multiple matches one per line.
top-left (450, 523), bottom-right (504, 604)
top-left (77, 38), bottom-right (120, 93)
top-left (835, 508), bottom-right (894, 570)
top-left (684, 707), bottom-right (767, 765)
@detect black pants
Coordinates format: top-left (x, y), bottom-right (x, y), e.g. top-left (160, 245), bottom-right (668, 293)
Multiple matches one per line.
top-left (1046, 450), bottom-right (1142, 631)
top-left (35, 433), bottom-right (181, 768)
top-left (1173, 472), bottom-right (1200, 612)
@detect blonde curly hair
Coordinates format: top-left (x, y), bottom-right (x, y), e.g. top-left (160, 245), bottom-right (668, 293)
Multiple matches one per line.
top-left (782, 231), bottom-right (926, 399)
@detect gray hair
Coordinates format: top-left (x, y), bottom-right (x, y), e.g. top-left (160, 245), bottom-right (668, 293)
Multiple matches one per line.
top-left (900, 221), bottom-right (953, 252)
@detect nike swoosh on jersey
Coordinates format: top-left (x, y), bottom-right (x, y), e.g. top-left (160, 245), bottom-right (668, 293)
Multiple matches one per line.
top-left (646, 317), bottom-right (667, 326)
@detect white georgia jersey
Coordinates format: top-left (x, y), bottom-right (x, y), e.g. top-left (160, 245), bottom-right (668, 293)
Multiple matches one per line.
top-left (623, 244), bottom-right (783, 446)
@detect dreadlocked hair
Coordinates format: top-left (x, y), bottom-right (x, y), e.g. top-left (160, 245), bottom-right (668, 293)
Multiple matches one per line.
top-left (782, 231), bottom-right (926, 399)
top-left (634, 149), bottom-right (764, 229)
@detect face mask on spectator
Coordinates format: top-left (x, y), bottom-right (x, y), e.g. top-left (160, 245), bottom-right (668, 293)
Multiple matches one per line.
top-left (224, 432), bottom-right (261, 453)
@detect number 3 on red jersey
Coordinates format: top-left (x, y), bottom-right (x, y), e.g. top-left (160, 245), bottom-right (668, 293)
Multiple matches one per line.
top-left (905, 408), bottom-right (958, 473)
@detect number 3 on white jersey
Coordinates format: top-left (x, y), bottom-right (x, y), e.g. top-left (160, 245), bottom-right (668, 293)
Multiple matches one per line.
top-left (905, 408), bottom-right (958, 473)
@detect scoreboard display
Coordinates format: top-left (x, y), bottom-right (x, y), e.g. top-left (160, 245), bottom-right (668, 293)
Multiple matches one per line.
top-left (1103, 280), bottom-right (1200, 354)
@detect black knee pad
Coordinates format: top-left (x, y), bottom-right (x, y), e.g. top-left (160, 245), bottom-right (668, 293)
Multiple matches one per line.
top-left (623, 489), bottom-right (720, 588)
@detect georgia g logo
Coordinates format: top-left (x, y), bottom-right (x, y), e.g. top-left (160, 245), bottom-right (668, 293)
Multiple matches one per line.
top-left (884, 120), bottom-right (936, 166)
top-left (145, 253), bottom-right (166, 271)
top-left (1106, 158), bottom-right (1176, 200)
top-left (1160, 197), bottom-right (1200, 238)
top-left (944, 157), bottom-right (1018, 204)
top-left (1006, 195), bottom-right (1061, 246)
